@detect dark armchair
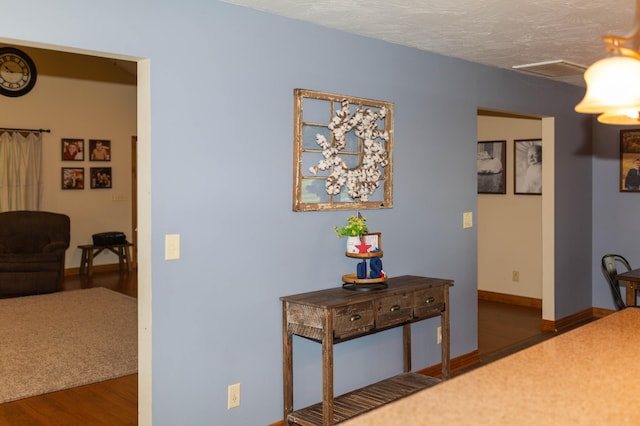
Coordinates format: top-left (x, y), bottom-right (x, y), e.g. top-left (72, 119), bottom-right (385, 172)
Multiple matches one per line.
top-left (0, 210), bottom-right (70, 297)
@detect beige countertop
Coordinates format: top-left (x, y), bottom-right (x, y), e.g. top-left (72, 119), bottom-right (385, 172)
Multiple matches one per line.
top-left (342, 308), bottom-right (640, 425)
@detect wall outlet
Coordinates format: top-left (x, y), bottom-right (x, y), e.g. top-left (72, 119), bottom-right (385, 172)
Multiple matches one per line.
top-left (228, 383), bottom-right (240, 409)
top-left (437, 326), bottom-right (442, 344)
top-left (512, 270), bottom-right (520, 282)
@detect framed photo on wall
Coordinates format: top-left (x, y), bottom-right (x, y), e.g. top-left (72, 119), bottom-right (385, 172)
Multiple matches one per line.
top-left (61, 167), bottom-right (84, 189)
top-left (514, 139), bottom-right (542, 195)
top-left (61, 138), bottom-right (84, 161)
top-left (477, 140), bottom-right (506, 194)
top-left (90, 167), bottom-right (112, 188)
top-left (89, 139), bottom-right (111, 161)
top-left (620, 129), bottom-right (640, 192)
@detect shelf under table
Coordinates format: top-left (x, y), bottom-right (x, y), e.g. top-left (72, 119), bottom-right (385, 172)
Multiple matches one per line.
top-left (288, 372), bottom-right (441, 425)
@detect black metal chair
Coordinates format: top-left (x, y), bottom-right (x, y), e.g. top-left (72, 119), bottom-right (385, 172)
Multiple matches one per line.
top-left (601, 254), bottom-right (633, 310)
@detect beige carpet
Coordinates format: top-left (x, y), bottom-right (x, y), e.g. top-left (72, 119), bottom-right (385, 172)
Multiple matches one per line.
top-left (0, 288), bottom-right (137, 404)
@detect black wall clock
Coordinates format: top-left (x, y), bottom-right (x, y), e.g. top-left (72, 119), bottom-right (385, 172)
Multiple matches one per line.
top-left (0, 47), bottom-right (37, 97)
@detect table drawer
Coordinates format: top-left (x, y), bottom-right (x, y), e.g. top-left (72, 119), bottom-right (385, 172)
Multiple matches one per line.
top-left (413, 288), bottom-right (444, 319)
top-left (376, 292), bottom-right (413, 328)
top-left (334, 301), bottom-right (374, 339)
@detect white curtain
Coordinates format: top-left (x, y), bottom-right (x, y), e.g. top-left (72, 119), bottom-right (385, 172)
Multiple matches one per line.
top-left (0, 131), bottom-right (43, 212)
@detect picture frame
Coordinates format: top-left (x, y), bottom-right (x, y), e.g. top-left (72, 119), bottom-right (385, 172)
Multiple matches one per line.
top-left (362, 232), bottom-right (382, 252)
top-left (514, 139), bottom-right (542, 195)
top-left (620, 129), bottom-right (640, 192)
top-left (293, 88), bottom-right (394, 212)
top-left (90, 167), bottom-right (112, 188)
top-left (477, 140), bottom-right (506, 194)
top-left (61, 138), bottom-right (84, 161)
top-left (89, 139), bottom-right (111, 161)
top-left (61, 167), bottom-right (84, 189)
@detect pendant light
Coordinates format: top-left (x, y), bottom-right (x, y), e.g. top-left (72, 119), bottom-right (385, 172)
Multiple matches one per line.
top-left (597, 110), bottom-right (640, 125)
top-left (575, 0), bottom-right (640, 124)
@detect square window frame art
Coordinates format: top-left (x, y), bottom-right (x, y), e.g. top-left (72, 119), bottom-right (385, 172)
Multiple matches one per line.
top-left (292, 89), bottom-right (394, 212)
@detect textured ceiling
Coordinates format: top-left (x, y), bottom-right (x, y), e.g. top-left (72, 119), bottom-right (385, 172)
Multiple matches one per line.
top-left (222, 0), bottom-right (637, 86)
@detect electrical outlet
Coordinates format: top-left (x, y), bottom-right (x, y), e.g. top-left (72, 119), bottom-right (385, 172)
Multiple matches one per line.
top-left (437, 326), bottom-right (442, 344)
top-left (512, 270), bottom-right (520, 282)
top-left (228, 383), bottom-right (240, 409)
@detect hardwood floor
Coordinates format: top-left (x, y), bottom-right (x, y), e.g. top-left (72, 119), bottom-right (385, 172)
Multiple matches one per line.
top-left (0, 270), bottom-right (138, 426)
top-left (62, 269), bottom-right (137, 298)
top-left (478, 299), bottom-right (545, 355)
top-left (475, 299), bottom-right (553, 367)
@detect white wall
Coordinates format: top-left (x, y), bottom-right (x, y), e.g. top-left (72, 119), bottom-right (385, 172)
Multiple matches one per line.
top-left (0, 45), bottom-right (137, 268)
top-left (477, 114), bottom-right (543, 299)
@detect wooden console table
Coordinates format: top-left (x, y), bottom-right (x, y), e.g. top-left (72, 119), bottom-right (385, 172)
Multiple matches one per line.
top-left (281, 275), bottom-right (453, 425)
top-left (78, 242), bottom-right (133, 276)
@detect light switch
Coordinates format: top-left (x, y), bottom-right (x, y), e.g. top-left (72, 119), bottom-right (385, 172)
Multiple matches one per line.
top-left (165, 234), bottom-right (180, 260)
top-left (463, 212), bottom-right (473, 229)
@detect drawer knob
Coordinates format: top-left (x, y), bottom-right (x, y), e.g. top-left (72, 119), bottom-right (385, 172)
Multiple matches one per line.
top-left (350, 314), bottom-right (361, 322)
top-left (424, 296), bottom-right (435, 304)
top-left (390, 305), bottom-right (401, 312)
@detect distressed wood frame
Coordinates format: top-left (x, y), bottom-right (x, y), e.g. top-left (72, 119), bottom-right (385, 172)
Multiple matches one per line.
top-left (292, 88), bottom-right (394, 212)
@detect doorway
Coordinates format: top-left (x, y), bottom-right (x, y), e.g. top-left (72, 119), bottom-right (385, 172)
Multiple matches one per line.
top-left (0, 39), bottom-right (151, 423)
top-left (477, 110), bottom-right (555, 351)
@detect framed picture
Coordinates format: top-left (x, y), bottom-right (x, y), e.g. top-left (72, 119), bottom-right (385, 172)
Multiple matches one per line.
top-left (362, 232), bottom-right (382, 252)
top-left (90, 167), bottom-right (112, 188)
top-left (61, 138), bottom-right (84, 161)
top-left (477, 140), bottom-right (506, 194)
top-left (89, 139), bottom-right (111, 161)
top-left (61, 167), bottom-right (84, 189)
top-left (620, 129), bottom-right (640, 192)
top-left (514, 139), bottom-right (542, 195)
top-left (293, 89), bottom-right (394, 212)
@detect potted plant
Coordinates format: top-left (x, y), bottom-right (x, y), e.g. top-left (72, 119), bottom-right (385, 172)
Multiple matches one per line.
top-left (335, 213), bottom-right (368, 253)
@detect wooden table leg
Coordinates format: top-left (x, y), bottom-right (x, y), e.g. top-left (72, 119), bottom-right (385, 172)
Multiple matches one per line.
top-left (87, 248), bottom-right (95, 277)
top-left (79, 248), bottom-right (88, 275)
top-left (124, 244), bottom-right (132, 271)
top-left (442, 289), bottom-right (451, 379)
top-left (403, 324), bottom-right (411, 373)
top-left (282, 302), bottom-right (293, 424)
top-left (117, 246), bottom-right (125, 271)
top-left (322, 310), bottom-right (334, 426)
top-left (626, 281), bottom-right (637, 307)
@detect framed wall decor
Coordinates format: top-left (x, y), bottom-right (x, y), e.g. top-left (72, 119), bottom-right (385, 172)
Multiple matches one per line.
top-left (477, 140), bottom-right (506, 194)
top-left (89, 139), bottom-right (111, 161)
top-left (61, 138), bottom-right (84, 161)
top-left (90, 167), bottom-right (112, 188)
top-left (362, 232), bottom-right (382, 253)
top-left (61, 167), bottom-right (84, 189)
top-left (514, 139), bottom-right (542, 195)
top-left (620, 129), bottom-right (640, 192)
top-left (292, 88), bottom-right (394, 212)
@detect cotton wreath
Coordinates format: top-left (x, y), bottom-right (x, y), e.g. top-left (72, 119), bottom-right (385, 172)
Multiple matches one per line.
top-left (309, 99), bottom-right (389, 201)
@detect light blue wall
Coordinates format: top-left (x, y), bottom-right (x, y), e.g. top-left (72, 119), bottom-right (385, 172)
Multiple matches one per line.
top-left (3, 1), bottom-right (595, 424)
